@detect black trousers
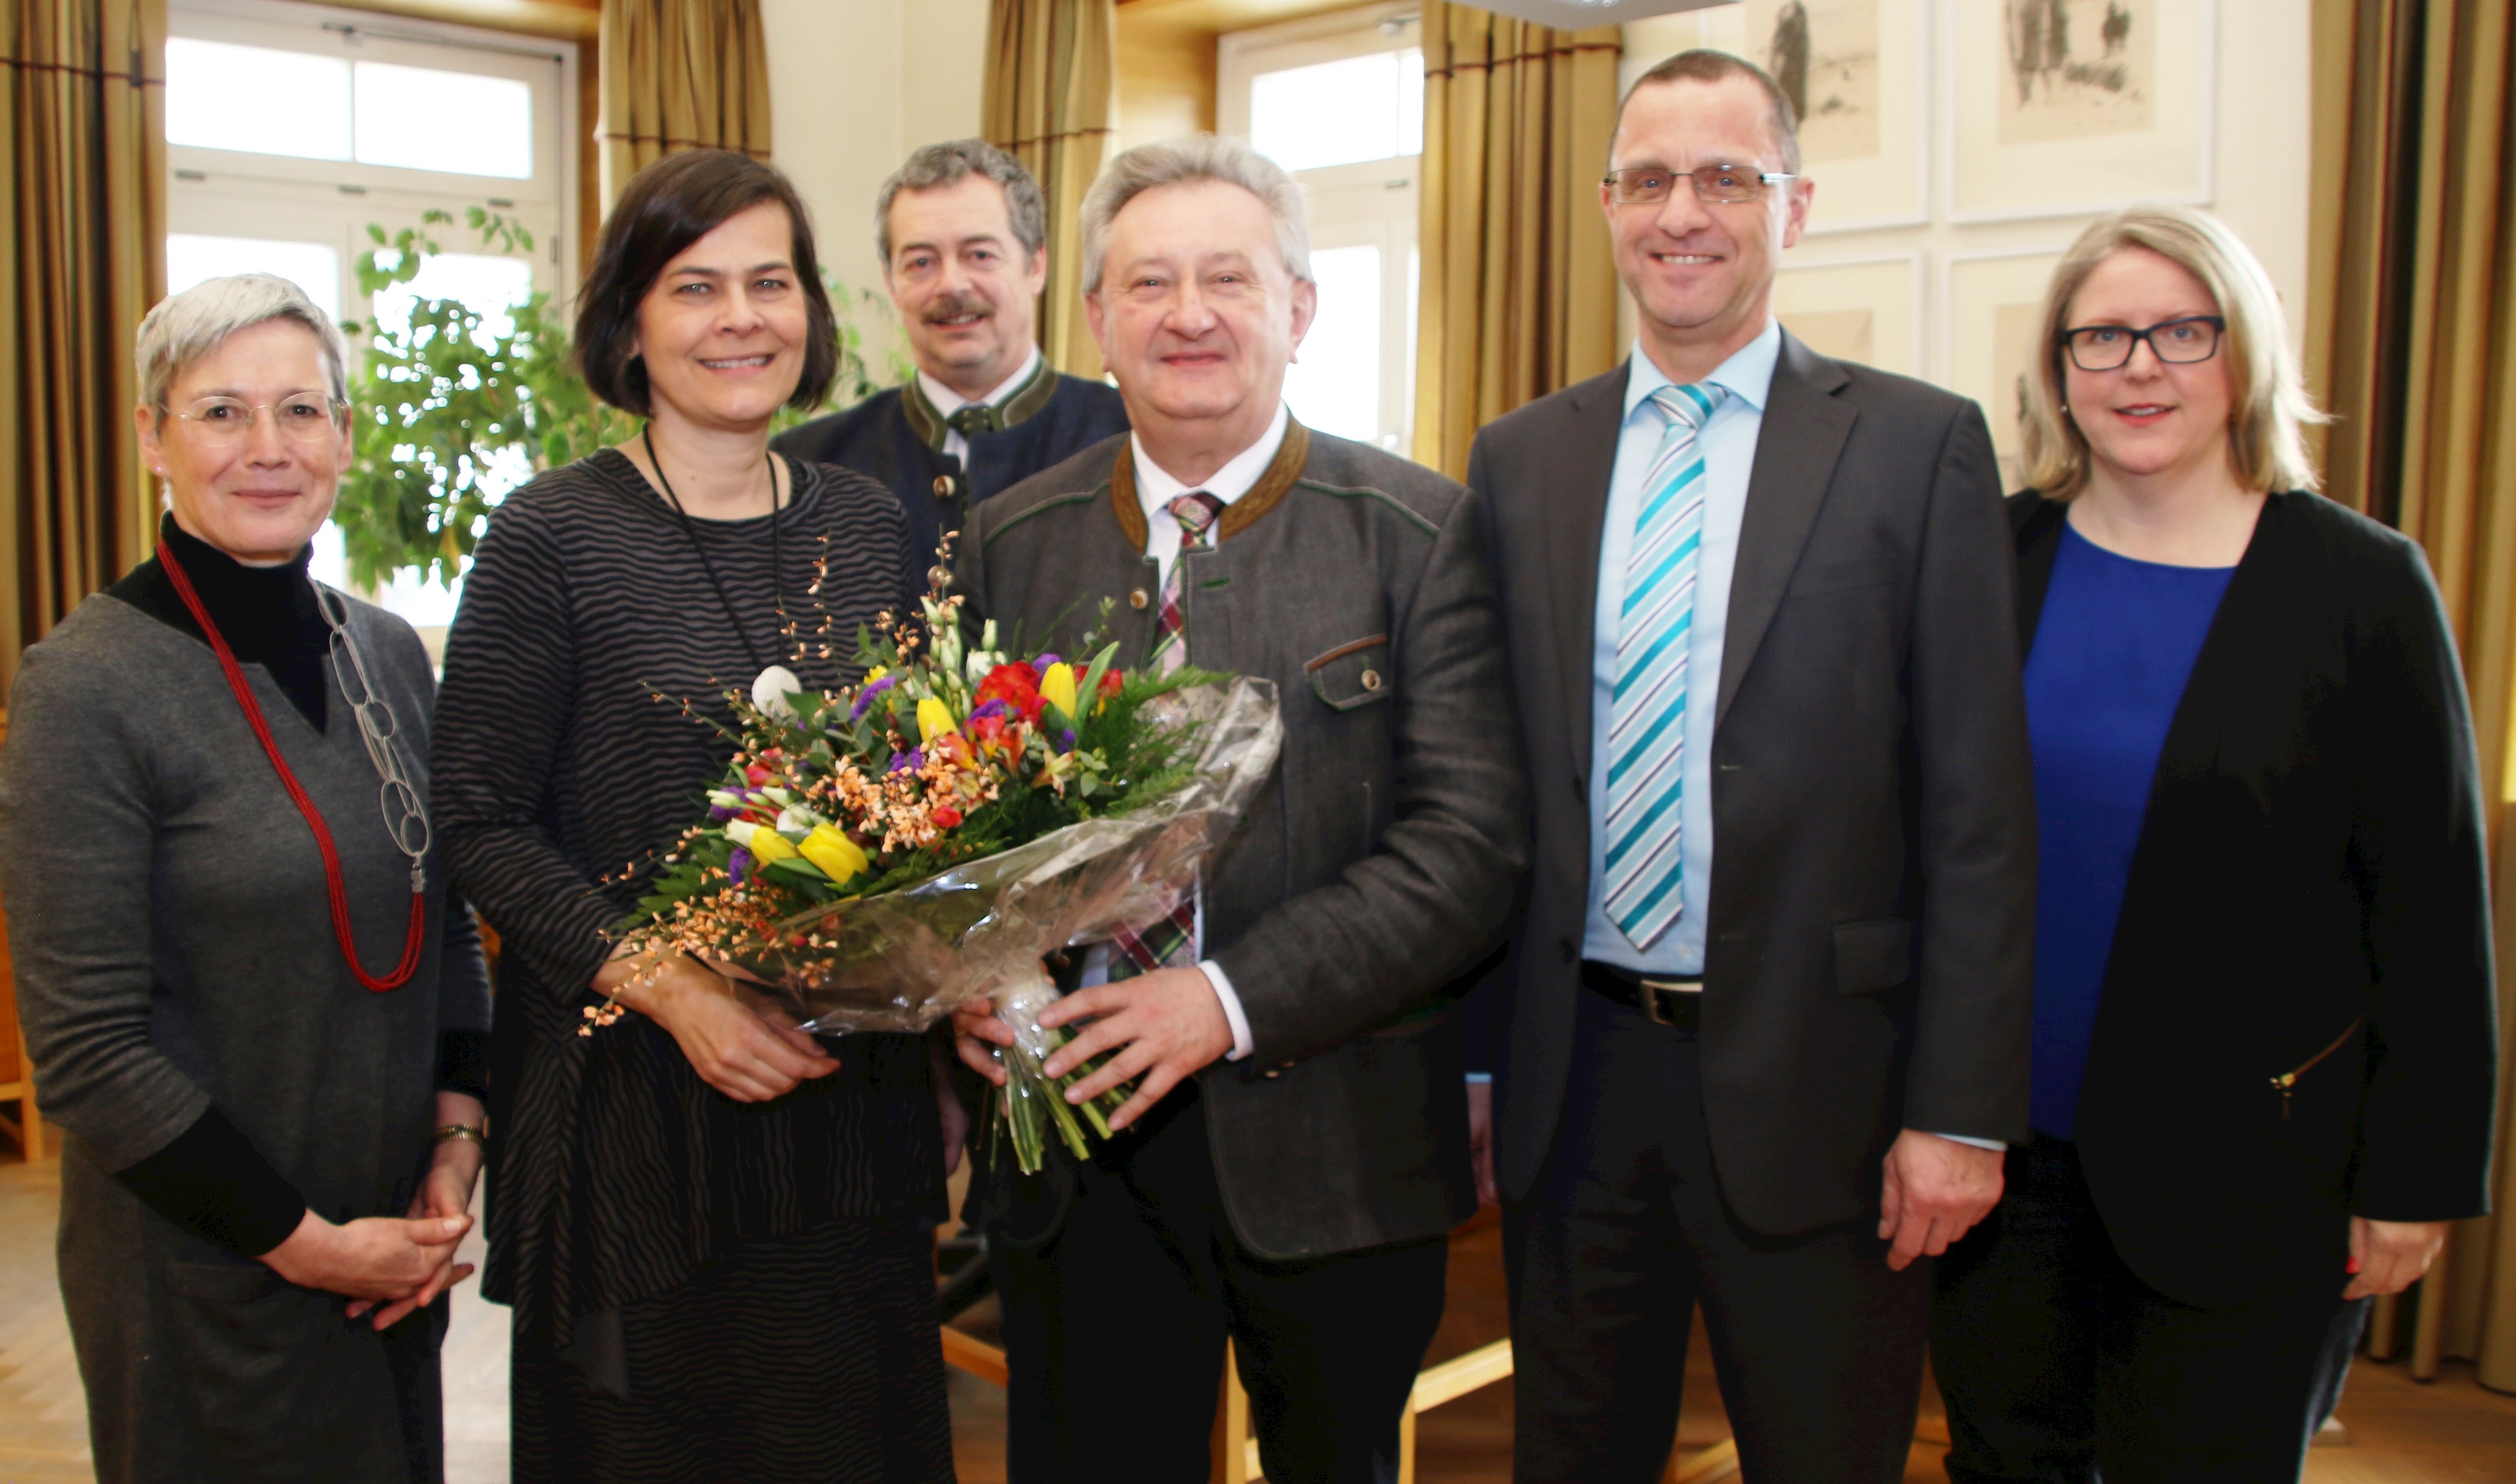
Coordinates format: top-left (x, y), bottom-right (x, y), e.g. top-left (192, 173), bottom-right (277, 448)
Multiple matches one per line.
top-left (989, 1083), bottom-right (1450, 1484)
top-left (1505, 990), bottom-right (1931, 1484)
top-left (1931, 1136), bottom-right (2369, 1484)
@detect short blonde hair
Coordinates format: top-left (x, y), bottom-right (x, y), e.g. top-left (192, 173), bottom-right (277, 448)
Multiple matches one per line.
top-left (2018, 205), bottom-right (2324, 499)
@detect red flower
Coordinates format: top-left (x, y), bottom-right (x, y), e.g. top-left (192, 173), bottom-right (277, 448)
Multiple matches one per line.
top-left (932, 804), bottom-right (964, 829)
top-left (744, 763), bottom-right (772, 786)
top-left (1098, 668), bottom-right (1124, 700)
top-left (977, 662), bottom-right (1046, 724)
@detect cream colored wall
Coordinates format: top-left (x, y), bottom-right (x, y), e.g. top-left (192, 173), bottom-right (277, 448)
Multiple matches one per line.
top-left (759, 0), bottom-right (991, 300)
top-left (1616, 0), bottom-right (2314, 377)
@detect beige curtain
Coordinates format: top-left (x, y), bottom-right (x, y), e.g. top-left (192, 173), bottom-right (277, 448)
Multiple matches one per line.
top-left (2305, 0), bottom-right (2516, 1391)
top-left (1412, 4), bottom-right (1622, 481)
top-left (596, 0), bottom-right (772, 214)
top-left (1, 0), bottom-right (165, 698)
top-left (983, 0), bottom-right (1112, 380)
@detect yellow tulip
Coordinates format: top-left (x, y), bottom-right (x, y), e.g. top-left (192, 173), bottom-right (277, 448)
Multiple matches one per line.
top-left (916, 697), bottom-right (956, 745)
top-left (748, 829), bottom-right (798, 864)
top-left (1039, 662), bottom-right (1078, 718)
top-left (800, 824), bottom-right (870, 884)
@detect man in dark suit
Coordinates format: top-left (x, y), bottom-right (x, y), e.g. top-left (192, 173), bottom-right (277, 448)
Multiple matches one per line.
top-left (952, 134), bottom-right (1525, 1484)
top-left (1467, 50), bottom-right (2036, 1483)
top-left (772, 139), bottom-right (1127, 584)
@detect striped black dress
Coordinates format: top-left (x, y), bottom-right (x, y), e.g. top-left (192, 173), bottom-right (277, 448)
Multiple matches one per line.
top-left (431, 448), bottom-right (953, 1483)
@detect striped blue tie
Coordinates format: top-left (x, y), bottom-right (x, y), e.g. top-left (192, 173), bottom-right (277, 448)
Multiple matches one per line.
top-left (1603, 381), bottom-right (1728, 952)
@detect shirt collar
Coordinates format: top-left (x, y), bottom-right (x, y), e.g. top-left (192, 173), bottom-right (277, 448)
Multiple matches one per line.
top-left (1622, 317), bottom-right (1783, 424)
top-left (1133, 400), bottom-right (1292, 518)
top-left (916, 345), bottom-right (1044, 416)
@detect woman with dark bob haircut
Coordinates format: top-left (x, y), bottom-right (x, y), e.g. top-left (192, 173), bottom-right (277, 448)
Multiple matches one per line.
top-left (432, 149), bottom-right (959, 1482)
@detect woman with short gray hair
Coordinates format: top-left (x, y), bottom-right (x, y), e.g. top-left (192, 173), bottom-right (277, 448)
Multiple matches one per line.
top-left (0, 272), bottom-right (491, 1482)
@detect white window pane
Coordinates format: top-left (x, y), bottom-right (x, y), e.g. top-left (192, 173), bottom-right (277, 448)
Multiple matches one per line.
top-left (1283, 245), bottom-right (1381, 443)
top-left (166, 235), bottom-right (342, 323)
top-left (1398, 49), bottom-right (1424, 158)
top-left (1251, 53), bottom-right (1403, 172)
top-left (353, 61), bottom-right (533, 179)
top-left (165, 37), bottom-right (350, 161)
top-left (369, 252), bottom-right (535, 348)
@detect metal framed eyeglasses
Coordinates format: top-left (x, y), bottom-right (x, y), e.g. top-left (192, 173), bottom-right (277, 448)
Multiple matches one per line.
top-left (1604, 165), bottom-right (1799, 206)
top-left (163, 395), bottom-right (350, 445)
top-left (2061, 316), bottom-right (2226, 372)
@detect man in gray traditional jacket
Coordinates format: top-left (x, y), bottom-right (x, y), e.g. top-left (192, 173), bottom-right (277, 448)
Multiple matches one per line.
top-left (951, 135), bottom-right (1526, 1484)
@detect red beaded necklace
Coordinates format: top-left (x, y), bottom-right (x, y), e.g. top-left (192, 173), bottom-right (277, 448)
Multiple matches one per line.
top-left (158, 539), bottom-right (426, 993)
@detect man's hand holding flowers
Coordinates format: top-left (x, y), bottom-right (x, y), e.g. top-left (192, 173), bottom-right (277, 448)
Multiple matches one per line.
top-left (953, 964), bottom-right (1235, 1132)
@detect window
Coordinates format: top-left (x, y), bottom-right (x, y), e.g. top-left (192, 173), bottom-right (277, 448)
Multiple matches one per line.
top-left (1220, 6), bottom-right (1423, 454)
top-left (164, 0), bottom-right (577, 641)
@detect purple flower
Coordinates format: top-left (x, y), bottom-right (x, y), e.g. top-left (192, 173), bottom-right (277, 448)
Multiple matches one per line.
top-left (969, 698), bottom-right (1008, 722)
top-left (707, 803), bottom-right (736, 822)
top-left (889, 748), bottom-right (924, 775)
top-left (1060, 728), bottom-right (1076, 752)
top-left (1034, 652), bottom-right (1060, 669)
top-left (727, 846), bottom-right (754, 885)
top-left (851, 675), bottom-right (898, 720)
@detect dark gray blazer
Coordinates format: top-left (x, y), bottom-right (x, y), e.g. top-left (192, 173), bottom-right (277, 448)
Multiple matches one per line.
top-left (955, 421), bottom-right (1528, 1259)
top-left (1468, 333), bottom-right (2036, 1235)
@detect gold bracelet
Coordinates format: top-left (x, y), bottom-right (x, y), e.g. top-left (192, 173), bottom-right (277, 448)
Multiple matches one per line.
top-left (433, 1124), bottom-right (486, 1146)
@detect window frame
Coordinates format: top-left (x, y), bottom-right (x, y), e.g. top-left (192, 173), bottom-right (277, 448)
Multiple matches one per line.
top-left (1218, 2), bottom-right (1423, 454)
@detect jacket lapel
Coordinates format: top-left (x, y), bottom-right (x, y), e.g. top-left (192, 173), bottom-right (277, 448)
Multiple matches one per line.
top-left (1550, 364), bottom-right (1631, 779)
top-left (1716, 332), bottom-right (1856, 729)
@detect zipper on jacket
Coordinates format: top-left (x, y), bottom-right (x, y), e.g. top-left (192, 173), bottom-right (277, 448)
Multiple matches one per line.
top-left (2270, 1012), bottom-right (2369, 1120)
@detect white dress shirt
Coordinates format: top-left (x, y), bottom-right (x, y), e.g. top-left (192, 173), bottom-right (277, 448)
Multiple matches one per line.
top-left (1074, 400), bottom-right (1293, 1062)
top-left (919, 346), bottom-right (1044, 464)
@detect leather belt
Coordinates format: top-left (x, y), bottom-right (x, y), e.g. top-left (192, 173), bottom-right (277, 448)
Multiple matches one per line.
top-left (1580, 961), bottom-right (1703, 1031)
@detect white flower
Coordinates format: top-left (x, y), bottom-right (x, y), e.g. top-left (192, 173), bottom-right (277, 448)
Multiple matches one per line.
top-left (751, 665), bottom-right (803, 719)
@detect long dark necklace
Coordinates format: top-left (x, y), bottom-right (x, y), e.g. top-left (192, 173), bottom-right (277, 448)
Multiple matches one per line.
top-left (641, 424), bottom-right (788, 681)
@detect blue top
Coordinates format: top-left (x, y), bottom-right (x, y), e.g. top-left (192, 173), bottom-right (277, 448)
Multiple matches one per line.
top-left (2025, 521), bottom-right (2236, 1139)
top-left (1580, 322), bottom-right (1781, 975)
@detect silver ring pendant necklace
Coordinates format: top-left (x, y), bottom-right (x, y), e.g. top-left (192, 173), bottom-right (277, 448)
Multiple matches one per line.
top-left (641, 424), bottom-right (801, 708)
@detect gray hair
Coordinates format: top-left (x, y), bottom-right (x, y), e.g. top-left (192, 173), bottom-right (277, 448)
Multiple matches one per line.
top-left (136, 273), bottom-right (350, 409)
top-left (1079, 135), bottom-right (1312, 295)
top-left (877, 139), bottom-right (1047, 265)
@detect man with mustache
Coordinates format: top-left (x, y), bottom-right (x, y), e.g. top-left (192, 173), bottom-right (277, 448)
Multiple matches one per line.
top-left (774, 139), bottom-right (1127, 584)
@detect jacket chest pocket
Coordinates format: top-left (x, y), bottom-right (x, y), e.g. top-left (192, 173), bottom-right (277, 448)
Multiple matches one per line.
top-left (1306, 633), bottom-right (1393, 712)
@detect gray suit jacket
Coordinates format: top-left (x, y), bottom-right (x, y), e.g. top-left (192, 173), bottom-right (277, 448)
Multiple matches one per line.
top-left (955, 421), bottom-right (1529, 1259)
top-left (1468, 333), bottom-right (2036, 1235)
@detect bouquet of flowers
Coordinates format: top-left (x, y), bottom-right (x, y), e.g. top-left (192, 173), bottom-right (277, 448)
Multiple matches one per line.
top-left (606, 592), bottom-right (1282, 1174)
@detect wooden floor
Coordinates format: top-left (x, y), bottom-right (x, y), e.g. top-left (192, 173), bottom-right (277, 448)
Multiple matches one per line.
top-left (2, 1157), bottom-right (2512, 1482)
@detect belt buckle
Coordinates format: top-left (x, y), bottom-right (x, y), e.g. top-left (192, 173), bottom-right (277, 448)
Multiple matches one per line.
top-left (1636, 976), bottom-right (1694, 1025)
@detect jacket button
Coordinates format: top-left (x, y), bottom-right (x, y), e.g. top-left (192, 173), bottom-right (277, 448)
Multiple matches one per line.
top-left (932, 475), bottom-right (955, 499)
top-left (1558, 937), bottom-right (1575, 964)
top-left (1360, 669), bottom-right (1382, 690)
top-left (1129, 588), bottom-right (1150, 611)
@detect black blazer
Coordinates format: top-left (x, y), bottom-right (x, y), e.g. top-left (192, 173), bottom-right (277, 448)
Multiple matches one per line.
top-left (1471, 333), bottom-right (2037, 1235)
top-left (2012, 492), bottom-right (2498, 1308)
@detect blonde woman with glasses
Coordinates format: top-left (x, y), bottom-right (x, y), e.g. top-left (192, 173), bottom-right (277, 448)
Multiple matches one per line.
top-left (0, 273), bottom-right (490, 1482)
top-left (1929, 205), bottom-right (2498, 1482)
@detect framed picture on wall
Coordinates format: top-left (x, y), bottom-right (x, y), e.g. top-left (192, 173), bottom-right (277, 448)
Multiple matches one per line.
top-left (1685, 1), bottom-right (1927, 232)
top-left (1941, 0), bottom-right (2215, 223)
top-left (1773, 251), bottom-right (1923, 375)
top-left (1943, 248), bottom-right (2066, 489)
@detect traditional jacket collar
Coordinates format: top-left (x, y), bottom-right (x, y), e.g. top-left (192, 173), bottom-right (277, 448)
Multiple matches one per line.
top-left (901, 350), bottom-right (1058, 451)
top-left (1108, 418), bottom-right (1311, 553)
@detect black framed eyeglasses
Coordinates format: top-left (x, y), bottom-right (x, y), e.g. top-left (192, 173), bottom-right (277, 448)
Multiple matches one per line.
top-left (1604, 165), bottom-right (1798, 206)
top-left (2061, 316), bottom-right (2225, 372)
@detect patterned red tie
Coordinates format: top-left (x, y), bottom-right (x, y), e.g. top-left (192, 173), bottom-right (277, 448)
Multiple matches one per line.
top-left (1115, 490), bottom-right (1223, 975)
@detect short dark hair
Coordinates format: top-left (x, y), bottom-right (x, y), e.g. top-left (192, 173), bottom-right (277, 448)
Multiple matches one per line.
top-left (575, 149), bottom-right (838, 417)
top-left (1616, 49), bottom-right (1803, 176)
top-left (877, 139), bottom-right (1047, 265)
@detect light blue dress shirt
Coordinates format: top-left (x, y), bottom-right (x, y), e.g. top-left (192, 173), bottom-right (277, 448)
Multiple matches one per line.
top-left (1580, 322), bottom-right (1781, 976)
